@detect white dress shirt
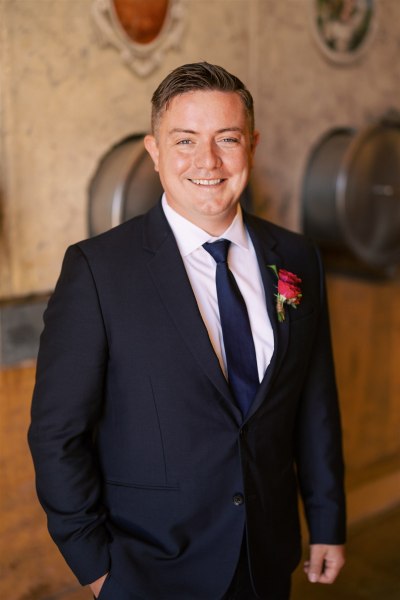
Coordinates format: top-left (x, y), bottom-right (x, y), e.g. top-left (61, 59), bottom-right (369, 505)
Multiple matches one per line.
top-left (162, 195), bottom-right (274, 382)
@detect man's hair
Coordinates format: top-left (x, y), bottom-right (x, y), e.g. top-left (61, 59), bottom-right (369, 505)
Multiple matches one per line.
top-left (150, 62), bottom-right (255, 136)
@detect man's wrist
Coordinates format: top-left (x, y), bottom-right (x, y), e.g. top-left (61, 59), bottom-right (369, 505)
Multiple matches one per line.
top-left (89, 572), bottom-right (109, 598)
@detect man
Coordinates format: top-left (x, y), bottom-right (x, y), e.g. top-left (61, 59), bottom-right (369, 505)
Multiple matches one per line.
top-left (29, 62), bottom-right (346, 599)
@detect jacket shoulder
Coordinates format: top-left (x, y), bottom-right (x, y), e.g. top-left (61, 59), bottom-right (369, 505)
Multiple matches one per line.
top-left (77, 215), bottom-right (145, 254)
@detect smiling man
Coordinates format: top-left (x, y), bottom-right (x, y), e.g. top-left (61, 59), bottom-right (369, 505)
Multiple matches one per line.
top-left (144, 88), bottom-right (258, 235)
top-left (29, 63), bottom-right (346, 599)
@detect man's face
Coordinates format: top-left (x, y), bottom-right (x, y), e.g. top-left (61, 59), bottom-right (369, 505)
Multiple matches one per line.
top-left (144, 90), bottom-right (258, 235)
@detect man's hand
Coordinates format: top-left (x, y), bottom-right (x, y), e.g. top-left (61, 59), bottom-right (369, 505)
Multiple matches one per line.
top-left (304, 544), bottom-right (345, 584)
top-left (89, 572), bottom-right (109, 598)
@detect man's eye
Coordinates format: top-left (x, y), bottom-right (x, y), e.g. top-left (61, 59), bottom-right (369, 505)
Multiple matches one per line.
top-left (177, 139), bottom-right (192, 145)
top-left (221, 137), bottom-right (239, 144)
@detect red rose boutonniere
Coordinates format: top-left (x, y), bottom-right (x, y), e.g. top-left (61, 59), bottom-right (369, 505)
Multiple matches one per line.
top-left (268, 265), bottom-right (302, 322)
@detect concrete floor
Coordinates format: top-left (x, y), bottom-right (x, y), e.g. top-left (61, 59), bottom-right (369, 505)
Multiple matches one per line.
top-left (1, 365), bottom-right (399, 600)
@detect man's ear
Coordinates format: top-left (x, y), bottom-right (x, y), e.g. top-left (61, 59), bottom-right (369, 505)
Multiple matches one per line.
top-left (252, 130), bottom-right (260, 153)
top-left (250, 130), bottom-right (260, 168)
top-left (144, 135), bottom-right (159, 172)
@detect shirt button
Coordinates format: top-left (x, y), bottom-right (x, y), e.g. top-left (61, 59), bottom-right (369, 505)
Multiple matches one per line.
top-left (232, 493), bottom-right (244, 506)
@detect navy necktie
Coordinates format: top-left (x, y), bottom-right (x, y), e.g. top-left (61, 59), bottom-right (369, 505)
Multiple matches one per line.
top-left (203, 239), bottom-right (259, 417)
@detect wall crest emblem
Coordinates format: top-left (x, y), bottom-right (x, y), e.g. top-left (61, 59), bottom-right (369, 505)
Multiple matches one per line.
top-left (92, 0), bottom-right (186, 77)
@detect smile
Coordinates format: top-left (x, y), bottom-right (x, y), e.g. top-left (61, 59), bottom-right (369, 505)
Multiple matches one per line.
top-left (189, 179), bottom-right (224, 186)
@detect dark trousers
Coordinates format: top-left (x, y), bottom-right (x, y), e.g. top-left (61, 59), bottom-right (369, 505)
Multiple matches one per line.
top-left (222, 540), bottom-right (291, 600)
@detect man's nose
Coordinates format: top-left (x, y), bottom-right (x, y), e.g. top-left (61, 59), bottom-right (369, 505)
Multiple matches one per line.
top-left (194, 141), bottom-right (222, 170)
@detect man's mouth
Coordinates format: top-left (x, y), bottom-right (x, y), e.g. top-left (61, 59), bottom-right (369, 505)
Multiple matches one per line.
top-left (189, 178), bottom-right (224, 186)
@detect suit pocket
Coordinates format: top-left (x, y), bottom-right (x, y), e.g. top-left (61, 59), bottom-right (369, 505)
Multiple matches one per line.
top-left (105, 478), bottom-right (179, 491)
top-left (103, 480), bottom-right (182, 548)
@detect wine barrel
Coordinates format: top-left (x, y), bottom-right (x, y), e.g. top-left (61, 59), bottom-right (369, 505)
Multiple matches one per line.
top-left (302, 117), bottom-right (400, 273)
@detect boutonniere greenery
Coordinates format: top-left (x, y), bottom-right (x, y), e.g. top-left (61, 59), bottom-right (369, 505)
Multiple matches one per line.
top-left (268, 265), bottom-right (302, 323)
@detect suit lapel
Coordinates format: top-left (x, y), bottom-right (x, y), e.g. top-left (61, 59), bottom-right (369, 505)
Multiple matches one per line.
top-left (143, 204), bottom-right (240, 420)
top-left (142, 204), bottom-right (291, 423)
top-left (245, 217), bottom-right (290, 419)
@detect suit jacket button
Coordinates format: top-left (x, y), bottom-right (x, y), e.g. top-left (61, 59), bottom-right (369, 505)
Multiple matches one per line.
top-left (233, 493), bottom-right (244, 506)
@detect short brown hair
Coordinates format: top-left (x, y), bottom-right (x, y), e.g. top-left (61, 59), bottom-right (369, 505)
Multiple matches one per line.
top-left (150, 62), bottom-right (255, 136)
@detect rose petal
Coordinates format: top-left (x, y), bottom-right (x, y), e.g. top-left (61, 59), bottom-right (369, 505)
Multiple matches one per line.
top-left (279, 269), bottom-right (302, 285)
top-left (278, 280), bottom-right (301, 299)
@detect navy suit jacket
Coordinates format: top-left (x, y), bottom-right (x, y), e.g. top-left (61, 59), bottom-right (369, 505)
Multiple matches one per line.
top-left (29, 202), bottom-right (345, 599)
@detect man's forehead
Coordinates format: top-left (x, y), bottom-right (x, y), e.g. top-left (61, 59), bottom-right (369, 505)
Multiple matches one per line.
top-left (165, 89), bottom-right (244, 109)
top-left (160, 90), bottom-right (248, 126)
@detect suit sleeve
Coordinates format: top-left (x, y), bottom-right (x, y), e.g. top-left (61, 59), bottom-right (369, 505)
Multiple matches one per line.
top-left (28, 244), bottom-right (111, 585)
top-left (295, 247), bottom-right (346, 545)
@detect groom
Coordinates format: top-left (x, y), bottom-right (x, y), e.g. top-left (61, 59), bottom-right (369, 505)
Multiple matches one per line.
top-left (29, 62), bottom-right (345, 599)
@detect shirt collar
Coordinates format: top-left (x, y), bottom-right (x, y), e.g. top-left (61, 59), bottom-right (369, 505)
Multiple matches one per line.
top-left (162, 194), bottom-right (249, 257)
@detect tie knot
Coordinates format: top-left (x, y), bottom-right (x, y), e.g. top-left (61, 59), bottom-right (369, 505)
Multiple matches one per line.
top-left (203, 239), bottom-right (231, 264)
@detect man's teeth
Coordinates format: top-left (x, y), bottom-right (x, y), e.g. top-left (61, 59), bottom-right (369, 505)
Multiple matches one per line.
top-left (190, 179), bottom-right (222, 185)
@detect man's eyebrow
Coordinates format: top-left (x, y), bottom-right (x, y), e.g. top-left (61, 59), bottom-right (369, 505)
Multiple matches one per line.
top-left (217, 127), bottom-right (244, 134)
top-left (168, 127), bottom-right (244, 135)
top-left (168, 128), bottom-right (196, 135)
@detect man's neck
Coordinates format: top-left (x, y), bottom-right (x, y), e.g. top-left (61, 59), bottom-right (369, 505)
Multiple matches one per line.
top-left (163, 198), bottom-right (240, 237)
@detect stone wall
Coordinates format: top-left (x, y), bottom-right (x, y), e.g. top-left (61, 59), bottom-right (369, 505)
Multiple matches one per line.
top-left (1, 1), bottom-right (398, 298)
